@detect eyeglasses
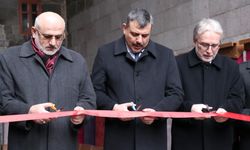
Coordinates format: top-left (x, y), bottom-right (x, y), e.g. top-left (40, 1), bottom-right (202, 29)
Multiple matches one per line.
top-left (197, 41), bottom-right (220, 50)
top-left (35, 28), bottom-right (65, 41)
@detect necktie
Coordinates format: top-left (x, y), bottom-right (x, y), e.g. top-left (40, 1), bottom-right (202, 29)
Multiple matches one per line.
top-left (134, 53), bottom-right (140, 61)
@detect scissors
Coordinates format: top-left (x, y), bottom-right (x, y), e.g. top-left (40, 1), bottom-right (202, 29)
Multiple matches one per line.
top-left (201, 105), bottom-right (214, 112)
top-left (128, 104), bottom-right (142, 111)
top-left (50, 104), bottom-right (63, 112)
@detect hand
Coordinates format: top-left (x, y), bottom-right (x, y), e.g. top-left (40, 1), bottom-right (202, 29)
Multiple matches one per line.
top-left (113, 102), bottom-right (135, 111)
top-left (214, 108), bottom-right (228, 123)
top-left (140, 108), bottom-right (156, 125)
top-left (28, 102), bottom-right (54, 124)
top-left (191, 104), bottom-right (212, 120)
top-left (71, 106), bottom-right (85, 125)
top-left (113, 102), bottom-right (135, 121)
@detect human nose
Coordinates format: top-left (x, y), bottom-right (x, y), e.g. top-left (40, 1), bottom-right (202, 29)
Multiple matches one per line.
top-left (49, 37), bottom-right (57, 46)
top-left (136, 35), bottom-right (143, 44)
top-left (206, 45), bottom-right (213, 53)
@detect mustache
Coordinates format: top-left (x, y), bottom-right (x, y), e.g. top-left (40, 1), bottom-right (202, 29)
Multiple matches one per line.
top-left (46, 45), bottom-right (57, 49)
top-left (132, 43), bottom-right (143, 47)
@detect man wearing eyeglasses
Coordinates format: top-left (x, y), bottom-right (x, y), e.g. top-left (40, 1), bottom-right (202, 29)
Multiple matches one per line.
top-left (171, 18), bottom-right (244, 150)
top-left (0, 12), bottom-right (96, 150)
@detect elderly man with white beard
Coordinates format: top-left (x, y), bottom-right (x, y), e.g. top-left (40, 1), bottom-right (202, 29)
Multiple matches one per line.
top-left (0, 12), bottom-right (96, 150)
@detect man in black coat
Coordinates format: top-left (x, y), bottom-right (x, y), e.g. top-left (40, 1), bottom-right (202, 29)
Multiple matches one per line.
top-left (171, 18), bottom-right (244, 150)
top-left (92, 8), bottom-right (183, 150)
top-left (233, 61), bottom-right (250, 150)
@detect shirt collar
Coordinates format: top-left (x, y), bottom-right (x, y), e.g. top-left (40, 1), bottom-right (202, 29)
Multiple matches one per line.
top-left (126, 44), bottom-right (144, 60)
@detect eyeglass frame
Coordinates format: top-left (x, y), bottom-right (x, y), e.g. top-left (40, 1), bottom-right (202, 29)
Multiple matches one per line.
top-left (34, 28), bottom-right (65, 41)
top-left (196, 41), bottom-right (221, 51)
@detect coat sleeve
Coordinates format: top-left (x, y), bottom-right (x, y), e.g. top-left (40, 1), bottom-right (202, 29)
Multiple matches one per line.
top-left (221, 62), bottom-right (244, 113)
top-left (240, 62), bottom-right (250, 112)
top-left (91, 48), bottom-right (117, 110)
top-left (0, 54), bottom-right (32, 130)
top-left (154, 50), bottom-right (184, 111)
top-left (76, 60), bottom-right (96, 110)
top-left (71, 57), bottom-right (97, 129)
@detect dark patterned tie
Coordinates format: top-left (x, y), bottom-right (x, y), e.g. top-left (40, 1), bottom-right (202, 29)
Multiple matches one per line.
top-left (134, 53), bottom-right (140, 61)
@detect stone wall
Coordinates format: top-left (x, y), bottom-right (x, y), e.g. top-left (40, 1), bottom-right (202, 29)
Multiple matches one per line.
top-left (0, 25), bottom-right (9, 51)
top-left (0, 24), bottom-right (8, 148)
top-left (67, 0), bottom-right (250, 70)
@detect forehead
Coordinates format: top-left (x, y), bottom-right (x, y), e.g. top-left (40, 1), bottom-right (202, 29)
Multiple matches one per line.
top-left (198, 31), bottom-right (221, 43)
top-left (40, 26), bottom-right (65, 35)
top-left (127, 21), bottom-right (152, 34)
top-left (38, 17), bottom-right (65, 34)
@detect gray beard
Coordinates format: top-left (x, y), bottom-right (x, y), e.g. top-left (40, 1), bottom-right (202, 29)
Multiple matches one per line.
top-left (34, 38), bottom-right (59, 55)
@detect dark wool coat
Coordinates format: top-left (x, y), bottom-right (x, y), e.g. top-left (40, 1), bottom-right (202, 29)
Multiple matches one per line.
top-left (172, 49), bottom-right (244, 150)
top-left (91, 36), bottom-right (184, 150)
top-left (234, 61), bottom-right (250, 150)
top-left (0, 41), bottom-right (96, 150)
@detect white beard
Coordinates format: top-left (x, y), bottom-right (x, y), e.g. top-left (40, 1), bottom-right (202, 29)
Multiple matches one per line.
top-left (34, 37), bottom-right (60, 56)
top-left (195, 45), bottom-right (216, 63)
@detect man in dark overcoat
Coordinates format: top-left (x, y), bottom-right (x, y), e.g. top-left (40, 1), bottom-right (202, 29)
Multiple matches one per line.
top-left (171, 18), bottom-right (244, 150)
top-left (91, 8), bottom-right (184, 150)
top-left (0, 12), bottom-right (96, 150)
top-left (233, 60), bottom-right (250, 150)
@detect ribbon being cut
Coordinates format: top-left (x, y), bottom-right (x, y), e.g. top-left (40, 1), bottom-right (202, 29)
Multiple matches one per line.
top-left (0, 110), bottom-right (250, 123)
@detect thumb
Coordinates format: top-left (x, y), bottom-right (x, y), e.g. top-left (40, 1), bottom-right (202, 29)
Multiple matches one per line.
top-left (142, 108), bottom-right (155, 112)
top-left (74, 106), bottom-right (84, 111)
top-left (125, 102), bottom-right (135, 107)
top-left (74, 106), bottom-right (84, 115)
top-left (216, 108), bottom-right (227, 114)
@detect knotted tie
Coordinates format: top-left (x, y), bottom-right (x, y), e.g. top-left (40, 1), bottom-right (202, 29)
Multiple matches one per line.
top-left (134, 52), bottom-right (140, 61)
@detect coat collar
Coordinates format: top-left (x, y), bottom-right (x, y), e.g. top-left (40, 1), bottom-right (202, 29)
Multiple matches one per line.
top-left (188, 48), bottom-right (222, 70)
top-left (246, 61), bottom-right (250, 69)
top-left (19, 40), bottom-right (73, 62)
top-left (113, 36), bottom-right (157, 59)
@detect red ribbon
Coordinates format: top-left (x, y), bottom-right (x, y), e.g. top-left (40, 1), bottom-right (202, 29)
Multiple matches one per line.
top-left (0, 110), bottom-right (249, 123)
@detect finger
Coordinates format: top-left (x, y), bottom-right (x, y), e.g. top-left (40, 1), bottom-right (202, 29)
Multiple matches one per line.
top-left (194, 117), bottom-right (206, 120)
top-left (71, 116), bottom-right (85, 124)
top-left (124, 102), bottom-right (135, 107)
top-left (216, 108), bottom-right (227, 113)
top-left (33, 120), bottom-right (41, 124)
top-left (214, 116), bottom-right (228, 123)
top-left (44, 118), bottom-right (52, 122)
top-left (37, 120), bottom-right (46, 124)
top-left (73, 106), bottom-right (85, 115)
top-left (145, 120), bottom-right (153, 125)
top-left (142, 118), bottom-right (154, 125)
top-left (74, 106), bottom-right (84, 110)
top-left (142, 108), bottom-right (155, 112)
top-left (41, 102), bottom-right (55, 108)
top-left (120, 117), bottom-right (134, 121)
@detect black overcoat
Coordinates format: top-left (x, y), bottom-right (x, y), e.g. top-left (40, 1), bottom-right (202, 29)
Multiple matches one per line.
top-left (234, 61), bottom-right (250, 150)
top-left (172, 49), bottom-right (244, 150)
top-left (92, 36), bottom-right (183, 150)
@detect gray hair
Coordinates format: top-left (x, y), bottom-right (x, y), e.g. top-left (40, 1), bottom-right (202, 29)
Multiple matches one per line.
top-left (193, 18), bottom-right (223, 41)
top-left (126, 8), bottom-right (153, 28)
top-left (34, 17), bottom-right (40, 29)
